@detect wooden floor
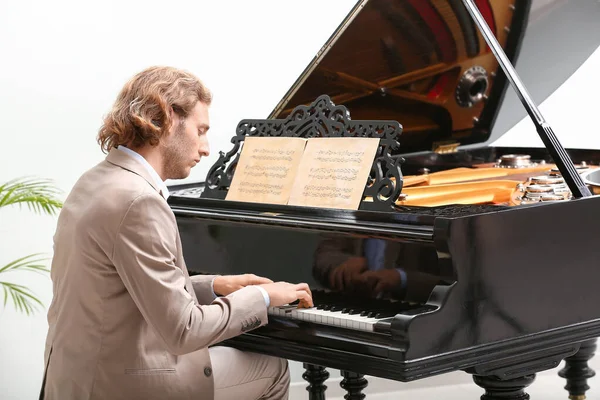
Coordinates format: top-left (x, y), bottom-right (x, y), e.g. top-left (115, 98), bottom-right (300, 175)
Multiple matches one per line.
top-left (288, 357), bottom-right (600, 399)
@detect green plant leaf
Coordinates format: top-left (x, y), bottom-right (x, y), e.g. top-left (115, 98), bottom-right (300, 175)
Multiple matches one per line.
top-left (1, 281), bottom-right (44, 315)
top-left (0, 253), bottom-right (50, 275)
top-left (0, 176), bottom-right (63, 215)
top-left (0, 176), bottom-right (59, 315)
top-left (0, 254), bottom-right (50, 314)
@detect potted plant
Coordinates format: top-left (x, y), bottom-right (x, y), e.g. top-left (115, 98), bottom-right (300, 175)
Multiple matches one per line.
top-left (0, 177), bottom-right (63, 315)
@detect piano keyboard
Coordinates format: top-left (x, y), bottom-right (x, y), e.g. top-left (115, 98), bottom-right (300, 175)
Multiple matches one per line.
top-left (269, 305), bottom-right (386, 332)
top-left (268, 290), bottom-right (431, 333)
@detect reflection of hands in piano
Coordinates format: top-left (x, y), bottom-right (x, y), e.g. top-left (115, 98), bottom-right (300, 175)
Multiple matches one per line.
top-left (259, 282), bottom-right (314, 308)
top-left (358, 269), bottom-right (403, 297)
top-left (328, 256), bottom-right (368, 291)
top-left (213, 273), bottom-right (273, 296)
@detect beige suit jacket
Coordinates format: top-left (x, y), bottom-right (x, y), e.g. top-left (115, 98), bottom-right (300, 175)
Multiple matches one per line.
top-left (42, 149), bottom-right (268, 400)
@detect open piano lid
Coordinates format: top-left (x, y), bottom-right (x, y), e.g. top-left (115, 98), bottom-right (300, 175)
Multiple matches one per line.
top-left (269, 0), bottom-right (531, 155)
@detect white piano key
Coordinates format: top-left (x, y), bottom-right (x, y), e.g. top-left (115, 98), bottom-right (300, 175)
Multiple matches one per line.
top-left (268, 306), bottom-right (384, 332)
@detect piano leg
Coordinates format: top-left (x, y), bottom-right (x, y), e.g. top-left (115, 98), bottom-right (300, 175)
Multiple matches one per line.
top-left (340, 370), bottom-right (368, 400)
top-left (472, 374), bottom-right (535, 400)
top-left (558, 338), bottom-right (597, 400)
top-left (302, 363), bottom-right (329, 400)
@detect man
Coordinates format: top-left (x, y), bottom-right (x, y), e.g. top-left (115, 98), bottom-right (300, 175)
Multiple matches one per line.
top-left (41, 66), bottom-right (313, 400)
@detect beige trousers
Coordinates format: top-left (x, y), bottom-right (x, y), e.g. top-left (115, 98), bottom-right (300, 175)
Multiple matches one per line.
top-left (209, 346), bottom-right (290, 400)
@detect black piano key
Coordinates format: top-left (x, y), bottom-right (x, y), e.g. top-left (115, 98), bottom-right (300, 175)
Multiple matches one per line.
top-left (302, 289), bottom-right (433, 322)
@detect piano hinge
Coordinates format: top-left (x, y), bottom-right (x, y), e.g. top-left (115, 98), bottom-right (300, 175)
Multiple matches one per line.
top-left (432, 141), bottom-right (460, 154)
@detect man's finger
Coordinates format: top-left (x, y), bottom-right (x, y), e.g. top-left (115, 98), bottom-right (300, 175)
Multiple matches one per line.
top-left (245, 274), bottom-right (273, 284)
top-left (296, 290), bottom-right (314, 308)
top-left (294, 282), bottom-right (311, 296)
top-left (253, 276), bottom-right (273, 284)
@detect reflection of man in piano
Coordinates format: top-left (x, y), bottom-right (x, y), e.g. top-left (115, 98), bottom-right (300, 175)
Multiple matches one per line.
top-left (41, 66), bottom-right (313, 400)
top-left (313, 236), bottom-right (445, 303)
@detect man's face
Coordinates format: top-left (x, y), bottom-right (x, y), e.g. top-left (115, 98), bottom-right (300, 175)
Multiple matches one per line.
top-left (161, 101), bottom-right (210, 180)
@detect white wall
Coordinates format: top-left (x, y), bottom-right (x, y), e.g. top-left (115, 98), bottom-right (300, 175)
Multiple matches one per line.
top-left (492, 45), bottom-right (600, 149)
top-left (1, 1), bottom-right (599, 399)
top-left (486, 0), bottom-right (600, 142)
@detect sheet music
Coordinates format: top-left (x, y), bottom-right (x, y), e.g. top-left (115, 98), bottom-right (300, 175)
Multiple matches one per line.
top-left (226, 137), bottom-right (307, 205)
top-left (288, 137), bottom-right (379, 210)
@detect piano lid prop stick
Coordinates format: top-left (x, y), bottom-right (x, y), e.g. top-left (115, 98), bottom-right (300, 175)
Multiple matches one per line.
top-left (461, 0), bottom-right (592, 198)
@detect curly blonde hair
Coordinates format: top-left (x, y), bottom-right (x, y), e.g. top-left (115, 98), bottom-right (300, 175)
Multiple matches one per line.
top-left (97, 66), bottom-right (212, 153)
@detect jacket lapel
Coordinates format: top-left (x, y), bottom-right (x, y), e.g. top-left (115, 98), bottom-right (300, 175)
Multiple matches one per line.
top-left (105, 148), bottom-right (163, 197)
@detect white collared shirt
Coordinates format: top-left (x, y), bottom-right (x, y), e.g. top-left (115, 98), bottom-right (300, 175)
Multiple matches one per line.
top-left (117, 145), bottom-right (170, 200)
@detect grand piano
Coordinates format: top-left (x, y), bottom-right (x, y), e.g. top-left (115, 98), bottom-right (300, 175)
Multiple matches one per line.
top-left (168, 0), bottom-right (600, 398)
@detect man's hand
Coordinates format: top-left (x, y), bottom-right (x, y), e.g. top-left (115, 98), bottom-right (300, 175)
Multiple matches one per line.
top-left (213, 274), bottom-right (273, 296)
top-left (329, 257), bottom-right (368, 291)
top-left (259, 282), bottom-right (314, 308)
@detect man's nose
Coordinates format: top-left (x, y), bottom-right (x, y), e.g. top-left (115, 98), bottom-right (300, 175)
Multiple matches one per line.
top-left (199, 143), bottom-right (210, 157)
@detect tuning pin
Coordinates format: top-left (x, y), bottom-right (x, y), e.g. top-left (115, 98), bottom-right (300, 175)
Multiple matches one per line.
top-left (528, 175), bottom-right (565, 185)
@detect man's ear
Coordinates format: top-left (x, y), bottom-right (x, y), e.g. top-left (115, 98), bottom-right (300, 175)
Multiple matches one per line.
top-left (169, 106), bottom-right (177, 125)
top-left (165, 107), bottom-right (179, 136)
